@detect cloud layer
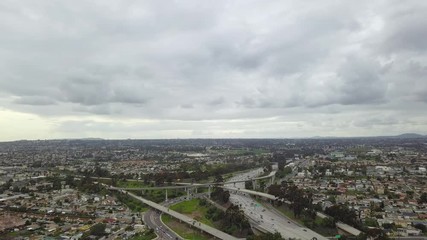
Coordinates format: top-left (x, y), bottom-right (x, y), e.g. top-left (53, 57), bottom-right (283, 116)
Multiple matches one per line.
top-left (0, 0), bottom-right (427, 140)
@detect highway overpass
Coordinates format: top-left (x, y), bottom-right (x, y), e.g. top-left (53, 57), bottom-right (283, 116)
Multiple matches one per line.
top-left (111, 188), bottom-right (243, 240)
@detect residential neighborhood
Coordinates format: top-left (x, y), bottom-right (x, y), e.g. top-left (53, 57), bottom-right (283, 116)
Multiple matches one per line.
top-left (0, 137), bottom-right (426, 239)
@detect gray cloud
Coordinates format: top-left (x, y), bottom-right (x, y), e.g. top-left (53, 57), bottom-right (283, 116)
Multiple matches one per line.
top-left (0, 0), bottom-right (426, 139)
top-left (353, 117), bottom-right (400, 128)
top-left (377, 1), bottom-right (427, 53)
top-left (14, 96), bottom-right (56, 106)
top-left (335, 55), bottom-right (387, 105)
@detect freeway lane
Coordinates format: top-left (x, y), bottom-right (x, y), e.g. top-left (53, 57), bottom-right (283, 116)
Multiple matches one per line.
top-left (144, 209), bottom-right (181, 240)
top-left (146, 194), bottom-right (207, 240)
top-left (226, 168), bottom-right (328, 240)
top-left (115, 189), bottom-right (242, 240)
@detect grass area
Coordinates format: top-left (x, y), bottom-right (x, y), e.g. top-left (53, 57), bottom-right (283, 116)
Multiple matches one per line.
top-left (210, 148), bottom-right (268, 156)
top-left (161, 214), bottom-right (213, 240)
top-left (312, 216), bottom-right (338, 236)
top-left (167, 198), bottom-right (252, 238)
top-left (169, 199), bottom-right (215, 227)
top-left (170, 198), bottom-right (200, 213)
top-left (129, 230), bottom-right (157, 240)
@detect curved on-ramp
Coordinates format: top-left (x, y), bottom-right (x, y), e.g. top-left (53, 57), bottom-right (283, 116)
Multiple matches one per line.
top-left (112, 189), bottom-right (242, 240)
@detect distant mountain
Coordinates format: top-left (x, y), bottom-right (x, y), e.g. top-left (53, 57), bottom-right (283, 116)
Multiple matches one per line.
top-left (309, 133), bottom-right (427, 139)
top-left (310, 136), bottom-right (340, 139)
top-left (394, 133), bottom-right (426, 138)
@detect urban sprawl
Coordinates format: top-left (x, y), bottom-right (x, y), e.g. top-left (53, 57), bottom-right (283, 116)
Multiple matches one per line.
top-left (0, 136), bottom-right (426, 240)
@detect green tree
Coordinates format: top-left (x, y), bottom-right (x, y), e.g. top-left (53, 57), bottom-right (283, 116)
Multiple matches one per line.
top-left (414, 223), bottom-right (426, 233)
top-left (365, 228), bottom-right (389, 240)
top-left (364, 218), bottom-right (379, 227)
top-left (65, 175), bottom-right (75, 187)
top-left (320, 217), bottom-right (336, 228)
top-left (419, 192), bottom-right (427, 204)
top-left (247, 232), bottom-right (284, 240)
top-left (325, 205), bottom-right (360, 228)
top-left (89, 223), bottom-right (106, 236)
top-left (53, 216), bottom-right (62, 224)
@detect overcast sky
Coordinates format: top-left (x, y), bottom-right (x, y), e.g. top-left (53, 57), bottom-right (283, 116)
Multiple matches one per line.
top-left (1, 0), bottom-right (426, 140)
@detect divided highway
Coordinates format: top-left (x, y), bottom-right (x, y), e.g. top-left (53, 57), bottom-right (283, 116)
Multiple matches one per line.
top-left (109, 163), bottom-right (330, 240)
top-left (112, 189), bottom-right (242, 240)
top-left (226, 168), bottom-right (328, 240)
top-left (144, 209), bottom-right (181, 239)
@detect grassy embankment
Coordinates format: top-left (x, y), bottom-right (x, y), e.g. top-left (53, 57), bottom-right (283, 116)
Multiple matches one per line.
top-left (161, 214), bottom-right (213, 240)
top-left (161, 198), bottom-right (215, 240)
top-left (169, 199), bottom-right (215, 227)
top-left (129, 229), bottom-right (157, 240)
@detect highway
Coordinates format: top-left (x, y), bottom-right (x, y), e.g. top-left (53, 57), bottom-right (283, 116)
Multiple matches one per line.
top-left (226, 168), bottom-right (328, 240)
top-left (114, 189), bottom-right (241, 240)
top-left (144, 194), bottom-right (206, 240)
top-left (0, 194), bottom-right (29, 202)
top-left (107, 161), bottom-right (358, 239)
top-left (144, 209), bottom-right (181, 239)
top-left (105, 168), bottom-right (277, 192)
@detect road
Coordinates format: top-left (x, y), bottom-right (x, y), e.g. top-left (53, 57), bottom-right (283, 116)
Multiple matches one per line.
top-left (144, 209), bottom-right (181, 239)
top-left (226, 168), bottom-right (328, 240)
top-left (143, 194), bottom-right (205, 240)
top-left (116, 190), bottom-right (241, 240)
top-left (0, 194), bottom-right (29, 202)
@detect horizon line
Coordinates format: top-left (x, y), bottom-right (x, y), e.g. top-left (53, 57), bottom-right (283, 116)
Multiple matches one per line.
top-left (1, 133), bottom-right (426, 143)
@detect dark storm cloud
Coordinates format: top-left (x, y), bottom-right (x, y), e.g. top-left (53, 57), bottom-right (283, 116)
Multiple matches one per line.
top-left (0, 0), bottom-right (426, 139)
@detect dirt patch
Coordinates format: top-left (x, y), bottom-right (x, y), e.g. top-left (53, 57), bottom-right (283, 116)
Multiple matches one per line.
top-left (0, 213), bottom-right (26, 232)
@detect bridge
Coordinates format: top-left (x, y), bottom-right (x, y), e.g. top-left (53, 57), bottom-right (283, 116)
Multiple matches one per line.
top-left (113, 183), bottom-right (362, 238)
top-left (83, 169), bottom-right (277, 188)
top-left (112, 183), bottom-right (280, 202)
top-left (110, 184), bottom-right (211, 201)
top-left (111, 188), bottom-right (242, 240)
top-left (109, 170), bottom-right (277, 201)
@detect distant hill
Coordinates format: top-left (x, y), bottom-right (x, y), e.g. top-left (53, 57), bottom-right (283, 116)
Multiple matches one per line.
top-left (310, 136), bottom-right (340, 139)
top-left (394, 133), bottom-right (426, 138)
top-left (310, 133), bottom-right (427, 139)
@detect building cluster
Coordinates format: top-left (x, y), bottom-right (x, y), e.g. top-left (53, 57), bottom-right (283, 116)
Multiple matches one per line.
top-left (0, 137), bottom-right (426, 238)
top-left (287, 144), bottom-right (427, 237)
top-left (0, 185), bottom-right (148, 239)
